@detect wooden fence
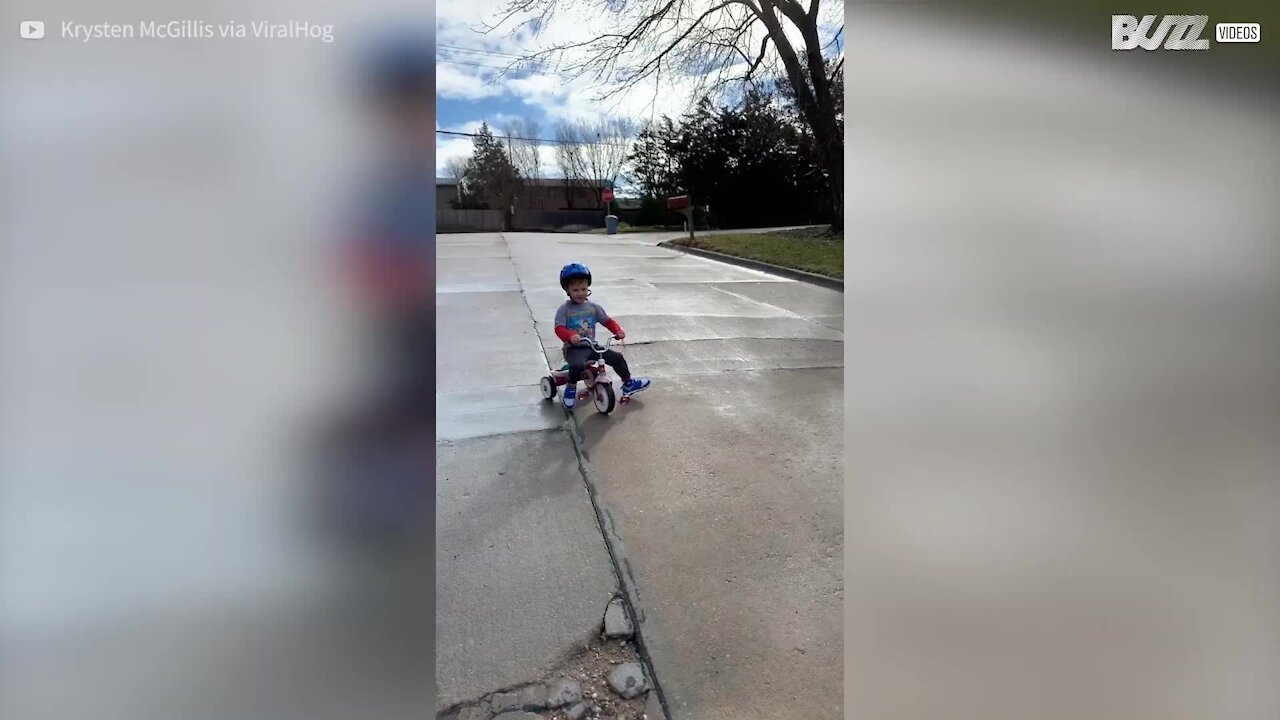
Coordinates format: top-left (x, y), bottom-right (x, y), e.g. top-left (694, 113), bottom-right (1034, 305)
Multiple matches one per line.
top-left (437, 208), bottom-right (504, 232)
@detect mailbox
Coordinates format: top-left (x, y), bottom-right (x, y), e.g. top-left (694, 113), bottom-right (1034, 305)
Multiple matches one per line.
top-left (666, 195), bottom-right (691, 210)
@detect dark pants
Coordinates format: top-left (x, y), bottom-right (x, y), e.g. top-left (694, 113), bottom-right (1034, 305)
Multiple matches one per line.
top-left (565, 344), bottom-right (630, 384)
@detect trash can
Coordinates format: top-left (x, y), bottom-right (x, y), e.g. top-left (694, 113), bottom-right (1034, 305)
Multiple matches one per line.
top-left (605, 215), bottom-right (619, 235)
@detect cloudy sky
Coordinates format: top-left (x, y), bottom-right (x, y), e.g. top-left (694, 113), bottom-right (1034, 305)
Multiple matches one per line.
top-left (435, 0), bottom-right (843, 179)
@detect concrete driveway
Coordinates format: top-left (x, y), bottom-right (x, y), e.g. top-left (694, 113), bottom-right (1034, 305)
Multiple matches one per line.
top-left (436, 231), bottom-right (844, 718)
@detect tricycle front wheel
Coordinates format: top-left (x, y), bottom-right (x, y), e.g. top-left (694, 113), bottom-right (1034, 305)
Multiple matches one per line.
top-left (594, 383), bottom-right (616, 414)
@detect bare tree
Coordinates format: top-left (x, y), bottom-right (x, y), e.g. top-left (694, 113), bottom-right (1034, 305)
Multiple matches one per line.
top-left (553, 119), bottom-right (637, 209)
top-left (580, 117), bottom-right (635, 206)
top-left (515, 119), bottom-right (545, 181)
top-left (443, 156), bottom-right (469, 206)
top-left (502, 118), bottom-right (545, 208)
top-left (554, 122), bottom-right (590, 209)
top-left (484, 0), bottom-right (844, 229)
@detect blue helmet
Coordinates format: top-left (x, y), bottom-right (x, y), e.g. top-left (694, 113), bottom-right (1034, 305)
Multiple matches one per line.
top-left (559, 262), bottom-right (592, 289)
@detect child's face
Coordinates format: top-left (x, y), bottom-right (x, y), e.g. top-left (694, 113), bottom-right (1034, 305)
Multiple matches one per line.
top-left (566, 279), bottom-right (591, 303)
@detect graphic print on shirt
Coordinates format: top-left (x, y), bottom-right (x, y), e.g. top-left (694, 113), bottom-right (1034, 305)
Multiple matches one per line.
top-left (557, 300), bottom-right (609, 347)
top-left (565, 305), bottom-right (598, 341)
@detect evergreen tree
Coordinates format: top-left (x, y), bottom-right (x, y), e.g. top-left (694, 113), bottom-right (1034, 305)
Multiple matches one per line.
top-left (461, 123), bottom-right (521, 210)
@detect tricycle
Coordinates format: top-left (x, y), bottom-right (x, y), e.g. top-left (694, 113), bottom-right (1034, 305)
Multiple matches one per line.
top-left (539, 335), bottom-right (629, 414)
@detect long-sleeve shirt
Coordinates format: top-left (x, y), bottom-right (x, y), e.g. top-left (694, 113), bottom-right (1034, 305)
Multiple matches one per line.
top-left (554, 299), bottom-right (622, 348)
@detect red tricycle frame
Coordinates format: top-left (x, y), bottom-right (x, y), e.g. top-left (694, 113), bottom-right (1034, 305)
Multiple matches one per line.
top-left (540, 335), bottom-right (629, 414)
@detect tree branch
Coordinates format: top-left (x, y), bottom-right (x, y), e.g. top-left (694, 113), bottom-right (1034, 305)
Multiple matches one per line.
top-left (748, 34), bottom-right (772, 78)
top-left (763, 0), bottom-right (832, 123)
top-left (823, 24), bottom-right (843, 53)
top-left (754, 0), bottom-right (819, 118)
top-left (629, 1), bottom-right (739, 80)
top-left (479, 0), bottom-right (841, 158)
top-left (772, 0), bottom-right (810, 23)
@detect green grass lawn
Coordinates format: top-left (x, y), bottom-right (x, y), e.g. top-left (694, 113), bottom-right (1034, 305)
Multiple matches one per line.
top-left (672, 228), bottom-right (844, 279)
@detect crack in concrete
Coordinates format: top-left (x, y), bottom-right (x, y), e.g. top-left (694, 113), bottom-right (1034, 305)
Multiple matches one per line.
top-left (438, 630), bottom-right (647, 718)
top-left (504, 233), bottom-right (673, 720)
top-left (437, 425), bottom-right (572, 444)
top-left (436, 426), bottom-right (568, 447)
top-left (562, 424), bottom-right (669, 719)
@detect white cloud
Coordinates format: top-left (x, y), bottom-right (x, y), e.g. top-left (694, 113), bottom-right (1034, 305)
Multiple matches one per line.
top-left (534, 144), bottom-right (560, 176)
top-left (435, 119), bottom-right (578, 180)
top-left (434, 0), bottom-right (840, 175)
top-left (436, 0), bottom-right (829, 125)
top-left (436, 119), bottom-right (563, 179)
top-left (503, 73), bottom-right (568, 111)
top-left (440, 119), bottom-right (485, 134)
top-left (543, 72), bottom-right (710, 125)
top-left (483, 112), bottom-right (529, 130)
top-left (436, 136), bottom-right (474, 176)
top-left (436, 62), bottom-right (505, 100)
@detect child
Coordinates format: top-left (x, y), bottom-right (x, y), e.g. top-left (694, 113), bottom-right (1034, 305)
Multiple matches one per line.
top-left (554, 262), bottom-right (651, 409)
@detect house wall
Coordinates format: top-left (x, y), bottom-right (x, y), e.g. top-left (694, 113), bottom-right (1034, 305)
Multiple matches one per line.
top-left (435, 180), bottom-right (607, 231)
top-left (514, 184), bottom-right (603, 210)
top-left (437, 184), bottom-right (460, 208)
top-left (512, 209), bottom-right (605, 231)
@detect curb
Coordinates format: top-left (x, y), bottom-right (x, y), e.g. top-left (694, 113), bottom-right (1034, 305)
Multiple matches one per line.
top-left (657, 241), bottom-right (843, 292)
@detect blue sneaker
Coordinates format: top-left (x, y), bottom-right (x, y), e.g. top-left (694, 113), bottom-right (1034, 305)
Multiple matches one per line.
top-left (562, 385), bottom-right (577, 409)
top-left (621, 377), bottom-right (651, 396)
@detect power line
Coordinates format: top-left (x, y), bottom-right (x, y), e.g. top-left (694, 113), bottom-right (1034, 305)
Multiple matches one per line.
top-left (437, 128), bottom-right (632, 147)
top-left (438, 58), bottom-right (506, 71)
top-left (438, 43), bottom-right (529, 61)
top-left (437, 56), bottom-right (564, 78)
top-left (436, 43), bottom-right (581, 79)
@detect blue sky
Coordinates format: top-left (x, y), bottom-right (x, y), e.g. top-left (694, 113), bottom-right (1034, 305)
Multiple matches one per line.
top-left (436, 0), bottom-right (844, 178)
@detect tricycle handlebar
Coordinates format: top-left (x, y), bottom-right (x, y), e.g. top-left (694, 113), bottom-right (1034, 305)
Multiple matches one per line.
top-left (575, 335), bottom-right (619, 352)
